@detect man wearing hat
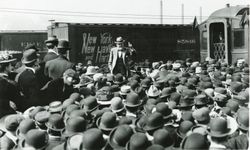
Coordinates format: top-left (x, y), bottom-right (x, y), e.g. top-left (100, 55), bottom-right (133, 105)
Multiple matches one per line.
top-left (108, 36), bottom-right (136, 77)
top-left (45, 40), bottom-right (74, 80)
top-left (18, 48), bottom-right (43, 109)
top-left (41, 69), bottom-right (78, 104)
top-left (43, 35), bottom-right (59, 62)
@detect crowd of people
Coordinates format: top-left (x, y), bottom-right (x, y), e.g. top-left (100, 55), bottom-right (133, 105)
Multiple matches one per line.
top-left (0, 35), bottom-right (249, 150)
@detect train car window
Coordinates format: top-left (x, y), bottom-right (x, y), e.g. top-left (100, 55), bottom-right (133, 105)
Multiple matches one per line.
top-left (201, 31), bottom-right (207, 49)
top-left (233, 28), bottom-right (245, 49)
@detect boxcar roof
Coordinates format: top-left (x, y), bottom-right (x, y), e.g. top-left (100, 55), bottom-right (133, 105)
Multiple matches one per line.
top-left (209, 5), bottom-right (249, 19)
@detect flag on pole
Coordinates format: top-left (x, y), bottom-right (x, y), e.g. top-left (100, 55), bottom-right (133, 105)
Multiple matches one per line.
top-left (192, 16), bottom-right (198, 31)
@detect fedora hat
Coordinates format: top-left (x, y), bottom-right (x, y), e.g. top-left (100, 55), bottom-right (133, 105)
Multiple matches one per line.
top-left (180, 133), bottom-right (210, 150)
top-left (62, 117), bottom-right (87, 137)
top-left (134, 115), bottom-right (148, 133)
top-left (181, 89), bottom-right (197, 99)
top-left (178, 96), bottom-right (194, 108)
top-left (236, 108), bottom-right (249, 131)
top-left (194, 94), bottom-right (208, 106)
top-left (22, 49), bottom-right (39, 64)
top-left (110, 97), bottom-right (125, 113)
top-left (143, 112), bottom-right (164, 132)
top-left (114, 73), bottom-right (126, 85)
top-left (45, 35), bottom-right (58, 44)
top-left (177, 120), bottom-right (194, 138)
top-left (153, 129), bottom-right (174, 148)
top-left (192, 107), bottom-right (210, 124)
top-left (57, 40), bottom-right (70, 50)
top-left (141, 78), bottom-right (151, 88)
top-left (4, 114), bottom-right (24, 132)
top-left (85, 66), bottom-right (97, 76)
top-left (16, 119), bottom-right (36, 138)
top-left (96, 86), bottom-right (114, 106)
top-left (81, 128), bottom-right (106, 150)
top-left (207, 117), bottom-right (231, 138)
top-left (154, 102), bottom-right (173, 120)
top-left (226, 100), bottom-right (239, 114)
top-left (126, 133), bottom-right (150, 150)
top-left (160, 87), bottom-right (172, 99)
top-left (146, 85), bottom-right (161, 97)
top-left (120, 85), bottom-right (131, 96)
top-left (46, 113), bottom-right (65, 132)
top-left (80, 96), bottom-right (99, 112)
top-left (0, 52), bottom-right (16, 64)
top-left (21, 129), bottom-right (48, 149)
top-left (229, 82), bottom-right (243, 95)
top-left (108, 124), bottom-right (134, 149)
top-left (115, 36), bottom-right (125, 43)
top-left (124, 92), bottom-right (142, 107)
top-left (96, 112), bottom-right (118, 131)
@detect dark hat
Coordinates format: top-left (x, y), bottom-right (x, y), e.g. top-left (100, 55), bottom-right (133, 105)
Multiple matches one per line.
top-left (229, 82), bottom-right (243, 95)
top-left (69, 109), bottom-right (87, 118)
top-left (62, 117), bottom-right (87, 137)
top-left (22, 49), bottom-right (39, 64)
top-left (177, 121), bottom-right (194, 138)
top-left (155, 102), bottom-right (173, 120)
top-left (80, 96), bottom-right (99, 112)
top-left (226, 100), bottom-right (239, 113)
top-left (114, 73), bottom-right (125, 85)
top-left (160, 87), bottom-right (172, 98)
top-left (153, 129), bottom-right (174, 148)
top-left (126, 133), bottom-right (150, 150)
top-left (79, 87), bottom-right (92, 98)
top-left (143, 112), bottom-right (164, 132)
top-left (181, 111), bottom-right (194, 123)
top-left (214, 87), bottom-right (227, 95)
top-left (46, 113), bottom-right (65, 132)
top-left (213, 93), bottom-right (228, 103)
top-left (181, 133), bottom-right (209, 150)
top-left (134, 115), bottom-right (148, 133)
top-left (108, 124), bottom-right (134, 149)
top-left (4, 114), bottom-right (24, 132)
top-left (65, 104), bottom-right (80, 117)
top-left (146, 144), bottom-right (165, 150)
top-left (57, 40), bottom-right (70, 50)
top-left (25, 44), bottom-right (39, 51)
top-left (169, 92), bottom-right (181, 104)
top-left (207, 118), bottom-right (231, 137)
top-left (16, 119), bottom-right (36, 137)
top-left (141, 78), bottom-right (151, 88)
top-left (45, 35), bottom-right (58, 44)
top-left (70, 92), bottom-right (81, 102)
top-left (115, 36), bottom-right (125, 43)
top-left (62, 98), bottom-right (75, 110)
top-left (81, 128), bottom-right (106, 150)
top-left (192, 107), bottom-right (210, 124)
top-left (194, 94), bottom-right (208, 106)
top-left (48, 101), bottom-right (63, 113)
top-left (191, 125), bottom-right (208, 136)
top-left (0, 52), bottom-right (16, 64)
top-left (96, 86), bottom-right (114, 105)
top-left (110, 97), bottom-right (125, 113)
top-left (29, 106), bottom-right (46, 119)
top-left (222, 107), bottom-right (232, 116)
top-left (236, 108), bottom-right (249, 131)
top-left (181, 89), bottom-right (197, 99)
top-left (96, 112), bottom-right (118, 131)
top-left (187, 78), bottom-right (198, 87)
top-left (119, 117), bottom-right (133, 125)
top-left (124, 92), bottom-right (142, 107)
top-left (178, 96), bottom-right (194, 108)
top-left (22, 129), bottom-right (48, 149)
top-left (232, 95), bottom-right (247, 106)
top-left (34, 111), bottom-right (50, 126)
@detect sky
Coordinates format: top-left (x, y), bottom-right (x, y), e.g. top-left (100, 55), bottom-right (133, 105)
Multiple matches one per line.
top-left (0, 0), bottom-right (249, 30)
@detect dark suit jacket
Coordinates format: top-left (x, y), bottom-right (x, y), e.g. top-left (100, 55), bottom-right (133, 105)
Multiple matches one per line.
top-left (18, 69), bottom-right (43, 109)
top-left (44, 55), bottom-right (74, 80)
top-left (43, 51), bottom-right (58, 63)
top-left (41, 78), bottom-right (76, 104)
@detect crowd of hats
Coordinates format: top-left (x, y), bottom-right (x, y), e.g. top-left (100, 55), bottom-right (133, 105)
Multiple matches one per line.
top-left (0, 58), bottom-right (249, 150)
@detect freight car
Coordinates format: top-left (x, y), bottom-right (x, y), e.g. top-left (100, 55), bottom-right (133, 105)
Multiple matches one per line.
top-left (199, 5), bottom-right (249, 64)
top-left (0, 30), bottom-right (47, 60)
top-left (48, 23), bottom-right (199, 65)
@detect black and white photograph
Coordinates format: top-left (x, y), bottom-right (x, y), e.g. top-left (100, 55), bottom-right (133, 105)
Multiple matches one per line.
top-left (0, 0), bottom-right (249, 149)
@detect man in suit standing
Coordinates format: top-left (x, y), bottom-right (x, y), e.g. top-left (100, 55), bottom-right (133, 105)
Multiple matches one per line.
top-left (44, 40), bottom-right (74, 80)
top-left (18, 49), bottom-right (43, 109)
top-left (43, 36), bottom-right (59, 63)
top-left (108, 37), bottom-right (136, 77)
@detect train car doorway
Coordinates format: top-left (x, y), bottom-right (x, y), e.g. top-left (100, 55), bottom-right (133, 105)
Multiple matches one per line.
top-left (208, 22), bottom-right (229, 62)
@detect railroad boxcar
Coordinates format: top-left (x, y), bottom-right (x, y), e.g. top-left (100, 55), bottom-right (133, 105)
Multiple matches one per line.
top-left (48, 23), bottom-right (199, 64)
